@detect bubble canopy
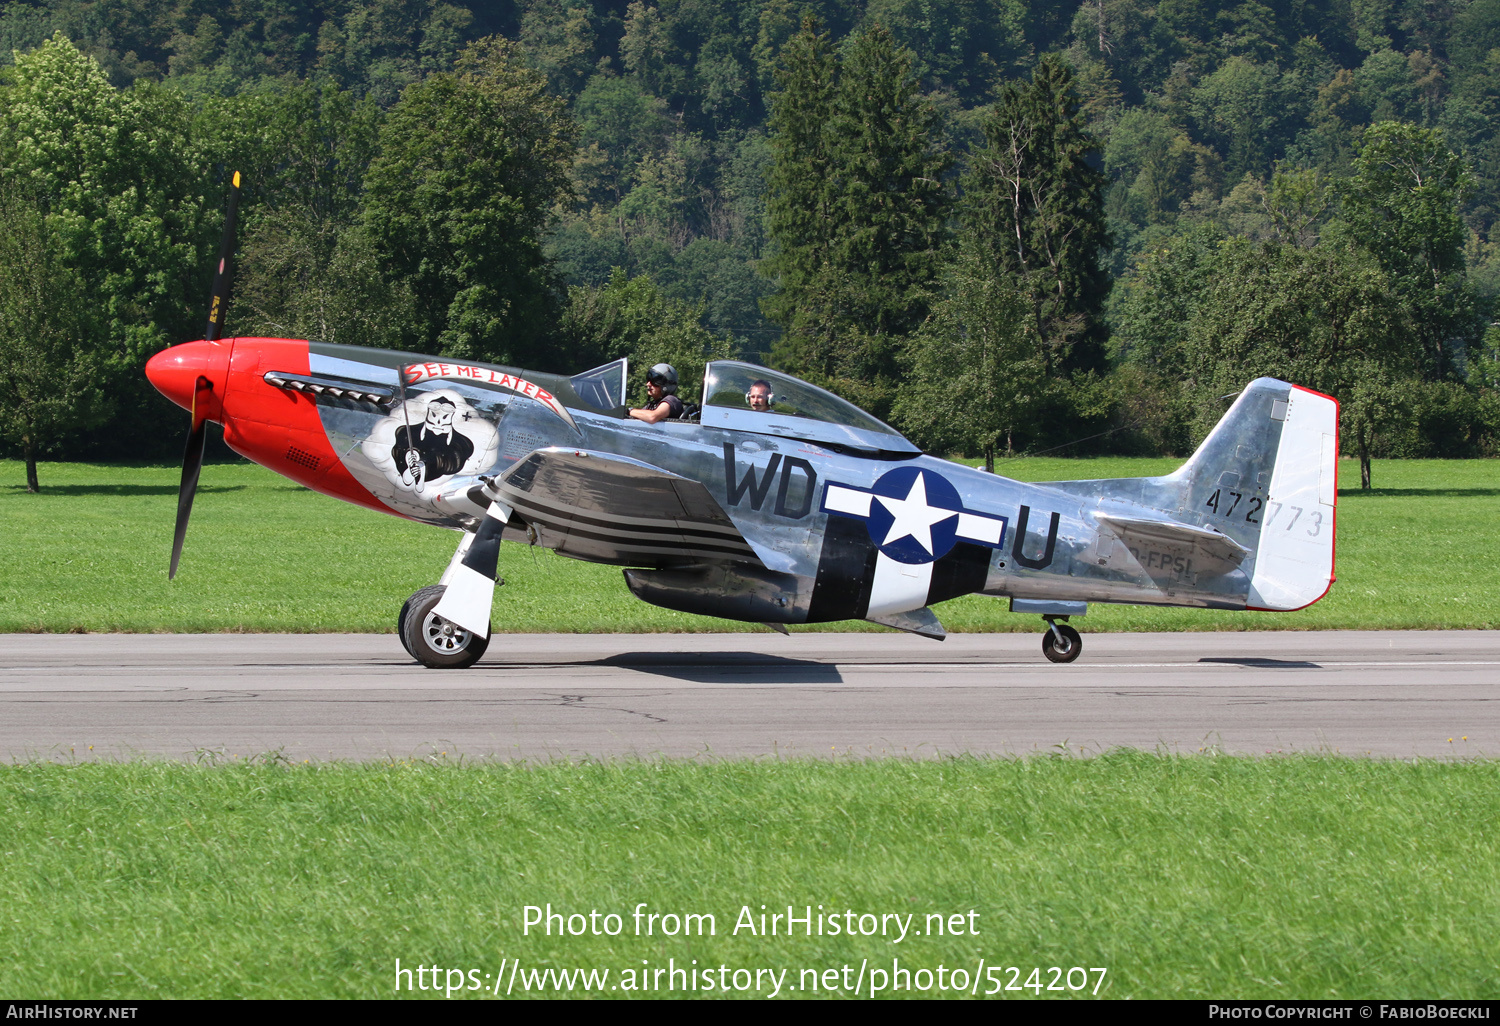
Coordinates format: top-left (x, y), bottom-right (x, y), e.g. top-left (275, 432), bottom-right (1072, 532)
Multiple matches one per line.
top-left (698, 361), bottom-right (921, 455)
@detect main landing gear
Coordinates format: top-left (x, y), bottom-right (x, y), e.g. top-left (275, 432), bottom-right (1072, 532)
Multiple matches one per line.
top-left (1041, 615), bottom-right (1082, 664)
top-left (399, 584), bottom-right (490, 670)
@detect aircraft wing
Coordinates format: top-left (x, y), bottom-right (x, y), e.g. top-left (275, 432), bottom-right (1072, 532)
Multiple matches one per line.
top-left (495, 447), bottom-right (763, 568)
top-left (1093, 512), bottom-right (1250, 578)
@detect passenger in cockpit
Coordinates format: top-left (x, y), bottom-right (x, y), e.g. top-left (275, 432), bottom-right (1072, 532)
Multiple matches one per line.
top-left (747, 380), bottom-right (772, 412)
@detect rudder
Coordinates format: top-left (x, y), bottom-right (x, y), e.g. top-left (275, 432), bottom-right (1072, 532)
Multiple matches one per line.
top-left (1170, 379), bottom-right (1338, 610)
top-left (1246, 385), bottom-right (1338, 610)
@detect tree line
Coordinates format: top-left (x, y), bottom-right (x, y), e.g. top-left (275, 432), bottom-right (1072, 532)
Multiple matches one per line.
top-left (1, 0), bottom-right (1498, 491)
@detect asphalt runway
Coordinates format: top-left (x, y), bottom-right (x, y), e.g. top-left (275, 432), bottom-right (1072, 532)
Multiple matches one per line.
top-left (0, 630), bottom-right (1494, 762)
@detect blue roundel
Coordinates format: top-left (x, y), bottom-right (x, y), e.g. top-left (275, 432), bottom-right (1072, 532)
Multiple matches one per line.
top-left (864, 466), bottom-right (963, 564)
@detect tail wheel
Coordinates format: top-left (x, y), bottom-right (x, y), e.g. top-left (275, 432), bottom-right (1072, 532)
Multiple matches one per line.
top-left (1042, 623), bottom-right (1083, 664)
top-left (401, 584), bottom-right (490, 669)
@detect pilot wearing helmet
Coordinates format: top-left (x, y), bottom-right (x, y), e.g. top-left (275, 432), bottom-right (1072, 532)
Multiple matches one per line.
top-left (629, 363), bottom-right (686, 423)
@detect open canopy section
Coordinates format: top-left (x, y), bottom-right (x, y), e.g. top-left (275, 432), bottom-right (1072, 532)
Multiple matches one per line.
top-left (569, 358), bottom-right (628, 410)
top-left (700, 361), bottom-right (920, 456)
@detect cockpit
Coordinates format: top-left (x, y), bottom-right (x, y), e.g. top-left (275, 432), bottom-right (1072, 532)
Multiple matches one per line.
top-left (698, 361), bottom-right (921, 456)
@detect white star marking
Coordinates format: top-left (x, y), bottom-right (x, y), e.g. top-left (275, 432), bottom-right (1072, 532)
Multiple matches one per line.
top-left (876, 472), bottom-right (958, 556)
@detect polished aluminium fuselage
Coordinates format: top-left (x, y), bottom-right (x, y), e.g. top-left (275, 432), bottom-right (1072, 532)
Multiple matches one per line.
top-left (285, 343), bottom-right (1264, 626)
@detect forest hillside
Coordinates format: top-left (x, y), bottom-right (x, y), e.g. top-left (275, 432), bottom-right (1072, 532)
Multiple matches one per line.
top-left (1, 0), bottom-right (1496, 481)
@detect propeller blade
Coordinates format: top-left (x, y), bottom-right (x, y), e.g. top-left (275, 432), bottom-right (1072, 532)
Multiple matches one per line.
top-left (169, 420), bottom-right (207, 579)
top-left (170, 171), bottom-right (241, 578)
top-left (205, 170), bottom-right (241, 343)
top-left (432, 491), bottom-right (511, 637)
top-left (169, 375), bottom-right (214, 579)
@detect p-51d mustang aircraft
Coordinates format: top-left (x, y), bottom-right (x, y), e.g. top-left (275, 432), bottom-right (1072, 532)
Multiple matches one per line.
top-left (146, 179), bottom-right (1338, 669)
top-left (147, 336), bottom-right (1338, 668)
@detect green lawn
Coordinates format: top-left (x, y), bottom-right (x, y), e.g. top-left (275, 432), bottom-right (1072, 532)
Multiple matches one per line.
top-left (1, 755), bottom-right (1495, 999)
top-left (1, 457), bottom-right (1495, 632)
top-left (4, 460), bottom-right (1497, 1001)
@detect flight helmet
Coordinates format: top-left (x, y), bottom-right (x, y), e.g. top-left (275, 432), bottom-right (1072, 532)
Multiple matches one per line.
top-left (647, 363), bottom-right (679, 395)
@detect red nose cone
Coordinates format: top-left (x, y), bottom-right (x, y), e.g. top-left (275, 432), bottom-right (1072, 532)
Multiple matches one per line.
top-left (146, 340), bottom-right (233, 419)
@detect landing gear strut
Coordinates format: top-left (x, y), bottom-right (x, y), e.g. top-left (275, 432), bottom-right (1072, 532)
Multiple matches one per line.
top-left (399, 584), bottom-right (490, 669)
top-left (1041, 615), bottom-right (1082, 664)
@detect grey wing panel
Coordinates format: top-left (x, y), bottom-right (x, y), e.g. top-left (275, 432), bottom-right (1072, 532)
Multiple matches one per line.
top-left (497, 447), bottom-right (762, 567)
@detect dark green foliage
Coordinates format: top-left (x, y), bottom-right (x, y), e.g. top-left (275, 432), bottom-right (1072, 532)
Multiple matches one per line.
top-left (1112, 225), bottom-right (1438, 487)
top-left (234, 210), bottom-right (415, 351)
top-left (558, 268), bottom-right (733, 402)
top-left (1110, 116), bottom-right (1496, 483)
top-left (868, 0), bottom-right (1027, 102)
top-left (0, 33), bottom-right (212, 461)
top-left (547, 218), bottom-right (631, 288)
top-left (361, 37), bottom-right (576, 364)
top-left (519, 0), bottom-right (598, 98)
top-left (0, 1), bottom-right (506, 100)
top-left (760, 18), bottom-right (839, 349)
top-left (820, 26), bottom-right (950, 339)
top-left (573, 73), bottom-right (673, 205)
top-left (1187, 239), bottom-right (1414, 483)
top-left (2, 1), bottom-right (1499, 466)
top-left (1066, 0), bottom-right (1180, 108)
top-left (896, 241), bottom-right (1038, 468)
top-left (1385, 379), bottom-right (1500, 457)
top-left (964, 54), bottom-right (1111, 376)
top-left (227, 80), bottom-right (402, 348)
top-left (763, 20), bottom-right (950, 417)
top-left (654, 237), bottom-right (777, 350)
top-left (1338, 121), bottom-right (1479, 381)
top-left (1105, 108), bottom-right (1213, 227)
top-left (902, 54), bottom-right (1116, 462)
top-left (0, 35), bottom-right (211, 368)
top-left (242, 80), bottom-right (382, 223)
top-left (0, 188), bottom-right (110, 491)
top-left (1109, 220), bottom-right (1230, 375)
top-left (1190, 56), bottom-right (1306, 184)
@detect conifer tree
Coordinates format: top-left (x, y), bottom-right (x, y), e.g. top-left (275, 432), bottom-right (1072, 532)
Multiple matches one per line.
top-left (761, 18), bottom-right (838, 368)
top-left (964, 54), bottom-right (1111, 378)
top-left (762, 20), bottom-right (950, 416)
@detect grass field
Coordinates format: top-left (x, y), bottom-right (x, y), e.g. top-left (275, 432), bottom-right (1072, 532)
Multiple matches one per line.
top-left (1, 754), bottom-right (1495, 999)
top-left (4, 459), bottom-right (1497, 1001)
top-left (1, 457), bottom-right (1495, 633)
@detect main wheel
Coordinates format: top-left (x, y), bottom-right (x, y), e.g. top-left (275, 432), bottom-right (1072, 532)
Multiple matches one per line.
top-left (397, 585), bottom-right (446, 658)
top-left (1042, 623), bottom-right (1082, 664)
top-left (401, 584), bottom-right (490, 669)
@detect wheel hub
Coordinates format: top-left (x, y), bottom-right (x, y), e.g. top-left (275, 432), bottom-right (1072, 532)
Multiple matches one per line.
top-left (422, 611), bottom-right (471, 654)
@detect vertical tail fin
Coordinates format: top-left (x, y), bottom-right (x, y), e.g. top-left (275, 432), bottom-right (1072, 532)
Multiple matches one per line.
top-left (1171, 379), bottom-right (1339, 611)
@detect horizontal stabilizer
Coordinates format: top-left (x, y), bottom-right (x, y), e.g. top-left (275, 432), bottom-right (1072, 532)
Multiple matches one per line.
top-left (1094, 513), bottom-right (1250, 577)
